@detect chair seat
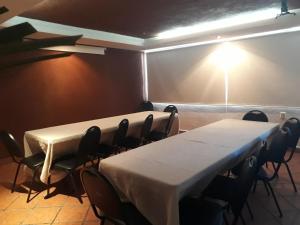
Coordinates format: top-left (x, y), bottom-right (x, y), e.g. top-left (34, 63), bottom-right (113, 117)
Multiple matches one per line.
top-left (203, 175), bottom-right (236, 202)
top-left (180, 197), bottom-right (224, 225)
top-left (256, 167), bottom-right (271, 181)
top-left (149, 131), bottom-right (165, 141)
top-left (53, 154), bottom-right (86, 171)
top-left (123, 136), bottom-right (141, 149)
top-left (122, 203), bottom-right (152, 225)
top-left (21, 152), bottom-right (45, 169)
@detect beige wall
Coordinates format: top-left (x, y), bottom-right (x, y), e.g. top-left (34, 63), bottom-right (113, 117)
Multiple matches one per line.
top-left (148, 31), bottom-right (300, 106)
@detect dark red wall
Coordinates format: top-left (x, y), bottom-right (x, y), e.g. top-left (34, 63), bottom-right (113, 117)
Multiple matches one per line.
top-left (0, 48), bottom-right (143, 157)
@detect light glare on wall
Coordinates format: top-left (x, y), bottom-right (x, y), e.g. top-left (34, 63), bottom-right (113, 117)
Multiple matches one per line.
top-left (156, 8), bottom-right (279, 39)
top-left (210, 42), bottom-right (246, 71)
top-left (210, 42), bottom-right (246, 111)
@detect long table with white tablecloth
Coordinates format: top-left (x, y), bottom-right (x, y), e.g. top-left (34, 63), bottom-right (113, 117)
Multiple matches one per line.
top-left (24, 111), bottom-right (179, 183)
top-left (100, 119), bottom-right (278, 225)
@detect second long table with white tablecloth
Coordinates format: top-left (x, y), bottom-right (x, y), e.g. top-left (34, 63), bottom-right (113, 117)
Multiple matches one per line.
top-left (100, 119), bottom-right (278, 225)
top-left (24, 111), bottom-right (179, 183)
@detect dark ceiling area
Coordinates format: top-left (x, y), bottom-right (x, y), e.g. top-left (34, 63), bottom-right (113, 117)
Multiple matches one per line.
top-left (21, 0), bottom-right (300, 38)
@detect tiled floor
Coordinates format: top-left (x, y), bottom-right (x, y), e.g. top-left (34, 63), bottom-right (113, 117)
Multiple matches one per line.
top-left (1, 153), bottom-right (300, 225)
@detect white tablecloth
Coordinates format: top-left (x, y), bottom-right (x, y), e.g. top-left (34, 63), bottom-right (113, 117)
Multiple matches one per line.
top-left (24, 111), bottom-right (179, 183)
top-left (100, 119), bottom-right (278, 225)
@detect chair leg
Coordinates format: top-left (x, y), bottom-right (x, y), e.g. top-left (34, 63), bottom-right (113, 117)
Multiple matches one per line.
top-left (240, 214), bottom-right (246, 225)
top-left (69, 172), bottom-right (83, 203)
top-left (223, 214), bottom-right (229, 225)
top-left (284, 162), bottom-right (297, 192)
top-left (246, 200), bottom-right (254, 220)
top-left (272, 162), bottom-right (279, 178)
top-left (263, 181), bottom-right (270, 196)
top-left (12, 163), bottom-right (21, 193)
top-left (232, 216), bottom-right (239, 225)
top-left (27, 169), bottom-right (38, 203)
top-left (252, 179), bottom-right (258, 193)
top-left (266, 182), bottom-right (283, 217)
top-left (47, 176), bottom-right (51, 196)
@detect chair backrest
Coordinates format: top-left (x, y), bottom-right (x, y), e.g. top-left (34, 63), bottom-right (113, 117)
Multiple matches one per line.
top-left (77, 126), bottom-right (101, 160)
top-left (164, 105), bottom-right (178, 113)
top-left (267, 127), bottom-right (291, 163)
top-left (80, 168), bottom-right (124, 222)
top-left (0, 131), bottom-right (23, 162)
top-left (231, 156), bottom-right (257, 218)
top-left (164, 111), bottom-right (176, 136)
top-left (140, 101), bottom-right (154, 111)
top-left (140, 114), bottom-right (153, 140)
top-left (242, 110), bottom-right (268, 122)
top-left (282, 117), bottom-right (300, 149)
top-left (113, 119), bottom-right (129, 146)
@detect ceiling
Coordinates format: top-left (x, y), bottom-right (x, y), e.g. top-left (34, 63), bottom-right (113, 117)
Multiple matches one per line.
top-left (21, 0), bottom-right (300, 39)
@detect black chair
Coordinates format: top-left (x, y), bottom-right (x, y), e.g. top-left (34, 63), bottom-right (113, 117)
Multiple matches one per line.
top-left (123, 114), bottom-right (153, 149)
top-left (80, 167), bottom-right (151, 225)
top-left (148, 111), bottom-right (176, 142)
top-left (140, 101), bottom-right (154, 111)
top-left (242, 110), bottom-right (268, 122)
top-left (88, 127), bottom-right (114, 165)
top-left (52, 126), bottom-right (101, 203)
top-left (180, 197), bottom-right (225, 225)
top-left (96, 119), bottom-right (129, 155)
top-left (0, 131), bottom-right (46, 202)
top-left (280, 117), bottom-right (300, 192)
top-left (203, 156), bottom-right (258, 225)
top-left (164, 105), bottom-right (178, 113)
top-left (253, 127), bottom-right (291, 217)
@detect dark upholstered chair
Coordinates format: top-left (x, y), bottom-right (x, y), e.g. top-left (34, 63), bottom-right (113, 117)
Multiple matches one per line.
top-left (180, 198), bottom-right (225, 225)
top-left (97, 119), bottom-right (129, 155)
top-left (140, 101), bottom-right (154, 111)
top-left (0, 131), bottom-right (46, 202)
top-left (242, 110), bottom-right (268, 122)
top-left (148, 111), bottom-right (176, 142)
top-left (52, 126), bottom-right (101, 203)
top-left (253, 128), bottom-right (291, 217)
top-left (80, 167), bottom-right (152, 225)
top-left (280, 117), bottom-right (300, 192)
top-left (164, 105), bottom-right (178, 113)
top-left (203, 156), bottom-right (258, 225)
top-left (123, 114), bottom-right (153, 149)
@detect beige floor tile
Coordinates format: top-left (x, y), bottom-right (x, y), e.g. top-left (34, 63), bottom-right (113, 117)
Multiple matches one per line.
top-left (0, 192), bottom-right (19, 210)
top-left (8, 192), bottom-right (43, 209)
top-left (23, 207), bottom-right (60, 224)
top-left (35, 194), bottom-right (69, 208)
top-left (0, 209), bottom-right (30, 225)
top-left (54, 206), bottom-right (88, 223)
top-left (64, 195), bottom-right (90, 207)
top-left (52, 222), bottom-right (82, 225)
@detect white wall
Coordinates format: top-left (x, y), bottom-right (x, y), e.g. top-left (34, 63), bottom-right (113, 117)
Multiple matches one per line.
top-left (147, 31), bottom-right (300, 129)
top-left (148, 31), bottom-right (300, 106)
